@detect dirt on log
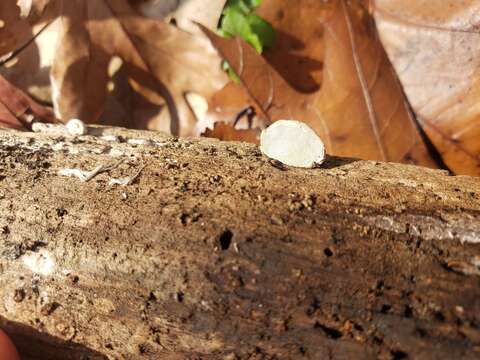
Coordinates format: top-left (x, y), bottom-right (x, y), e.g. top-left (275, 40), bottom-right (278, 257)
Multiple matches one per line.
top-left (0, 126), bottom-right (479, 360)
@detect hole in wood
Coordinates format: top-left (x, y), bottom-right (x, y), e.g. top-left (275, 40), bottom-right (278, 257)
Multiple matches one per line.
top-left (219, 230), bottom-right (233, 251)
top-left (324, 248), bottom-right (333, 257)
top-left (313, 321), bottom-right (343, 339)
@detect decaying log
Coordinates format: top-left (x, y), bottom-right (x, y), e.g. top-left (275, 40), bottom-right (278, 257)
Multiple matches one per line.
top-left (0, 126), bottom-right (479, 360)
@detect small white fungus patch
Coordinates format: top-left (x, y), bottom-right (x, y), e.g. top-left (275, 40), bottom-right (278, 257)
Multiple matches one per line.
top-left (127, 138), bottom-right (153, 146)
top-left (101, 134), bottom-right (121, 142)
top-left (31, 122), bottom-right (58, 133)
top-left (23, 249), bottom-right (56, 276)
top-left (32, 118), bottom-right (87, 136)
top-left (66, 118), bottom-right (87, 135)
top-left (260, 120), bottom-right (325, 168)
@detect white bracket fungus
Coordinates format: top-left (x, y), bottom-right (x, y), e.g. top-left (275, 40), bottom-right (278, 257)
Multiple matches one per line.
top-left (66, 118), bottom-right (87, 135)
top-left (260, 120), bottom-right (325, 168)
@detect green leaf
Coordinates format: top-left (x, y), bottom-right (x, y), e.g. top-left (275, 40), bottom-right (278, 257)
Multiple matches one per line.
top-left (245, 32), bottom-right (263, 53)
top-left (221, 7), bottom-right (252, 39)
top-left (246, 0), bottom-right (263, 8)
top-left (219, 0), bottom-right (273, 79)
top-left (224, 0), bottom-right (252, 15)
top-left (247, 14), bottom-right (275, 49)
top-left (220, 3), bottom-right (274, 53)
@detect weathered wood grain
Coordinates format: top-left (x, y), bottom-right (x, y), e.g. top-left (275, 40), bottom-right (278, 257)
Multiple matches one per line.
top-left (0, 126), bottom-right (479, 359)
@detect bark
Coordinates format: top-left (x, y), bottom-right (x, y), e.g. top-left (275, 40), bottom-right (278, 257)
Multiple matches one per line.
top-left (0, 126), bottom-right (479, 360)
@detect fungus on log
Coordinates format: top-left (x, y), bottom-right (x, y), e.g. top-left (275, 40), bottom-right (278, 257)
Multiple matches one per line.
top-left (0, 127), bottom-right (479, 359)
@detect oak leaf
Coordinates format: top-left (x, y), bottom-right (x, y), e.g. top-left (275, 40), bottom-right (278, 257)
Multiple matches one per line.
top-left (50, 0), bottom-right (227, 136)
top-left (202, 0), bottom-right (437, 167)
top-left (373, 0), bottom-right (480, 175)
top-left (0, 1), bottom-right (32, 57)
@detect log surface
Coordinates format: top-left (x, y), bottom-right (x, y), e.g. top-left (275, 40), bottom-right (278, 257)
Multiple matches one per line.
top-left (0, 126), bottom-right (479, 359)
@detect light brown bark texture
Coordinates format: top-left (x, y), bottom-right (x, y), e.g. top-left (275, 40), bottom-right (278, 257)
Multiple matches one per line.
top-left (0, 126), bottom-right (479, 360)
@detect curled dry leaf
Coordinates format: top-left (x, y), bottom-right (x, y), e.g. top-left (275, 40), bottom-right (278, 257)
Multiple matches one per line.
top-left (201, 0), bottom-right (437, 167)
top-left (0, 73), bottom-right (56, 129)
top-left (373, 0), bottom-right (480, 176)
top-left (51, 0), bottom-right (227, 136)
top-left (198, 82), bottom-right (262, 142)
top-left (203, 121), bottom-right (259, 144)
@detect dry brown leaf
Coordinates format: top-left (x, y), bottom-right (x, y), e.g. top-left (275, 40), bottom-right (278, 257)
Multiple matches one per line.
top-left (201, 0), bottom-right (437, 167)
top-left (0, 16), bottom-right (61, 107)
top-left (0, 73), bottom-right (56, 129)
top-left (203, 121), bottom-right (258, 143)
top-left (257, 0), bottom-right (328, 93)
top-left (198, 82), bottom-right (264, 142)
top-left (131, 0), bottom-right (227, 33)
top-left (50, 1), bottom-right (110, 125)
top-left (129, 0), bottom-right (228, 132)
top-left (51, 0), bottom-right (227, 136)
top-left (0, 1), bottom-right (32, 57)
top-left (16, 0), bottom-right (33, 17)
top-left (373, 0), bottom-right (480, 175)
top-left (0, 0), bottom-right (62, 109)
top-left (16, 0), bottom-right (50, 18)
